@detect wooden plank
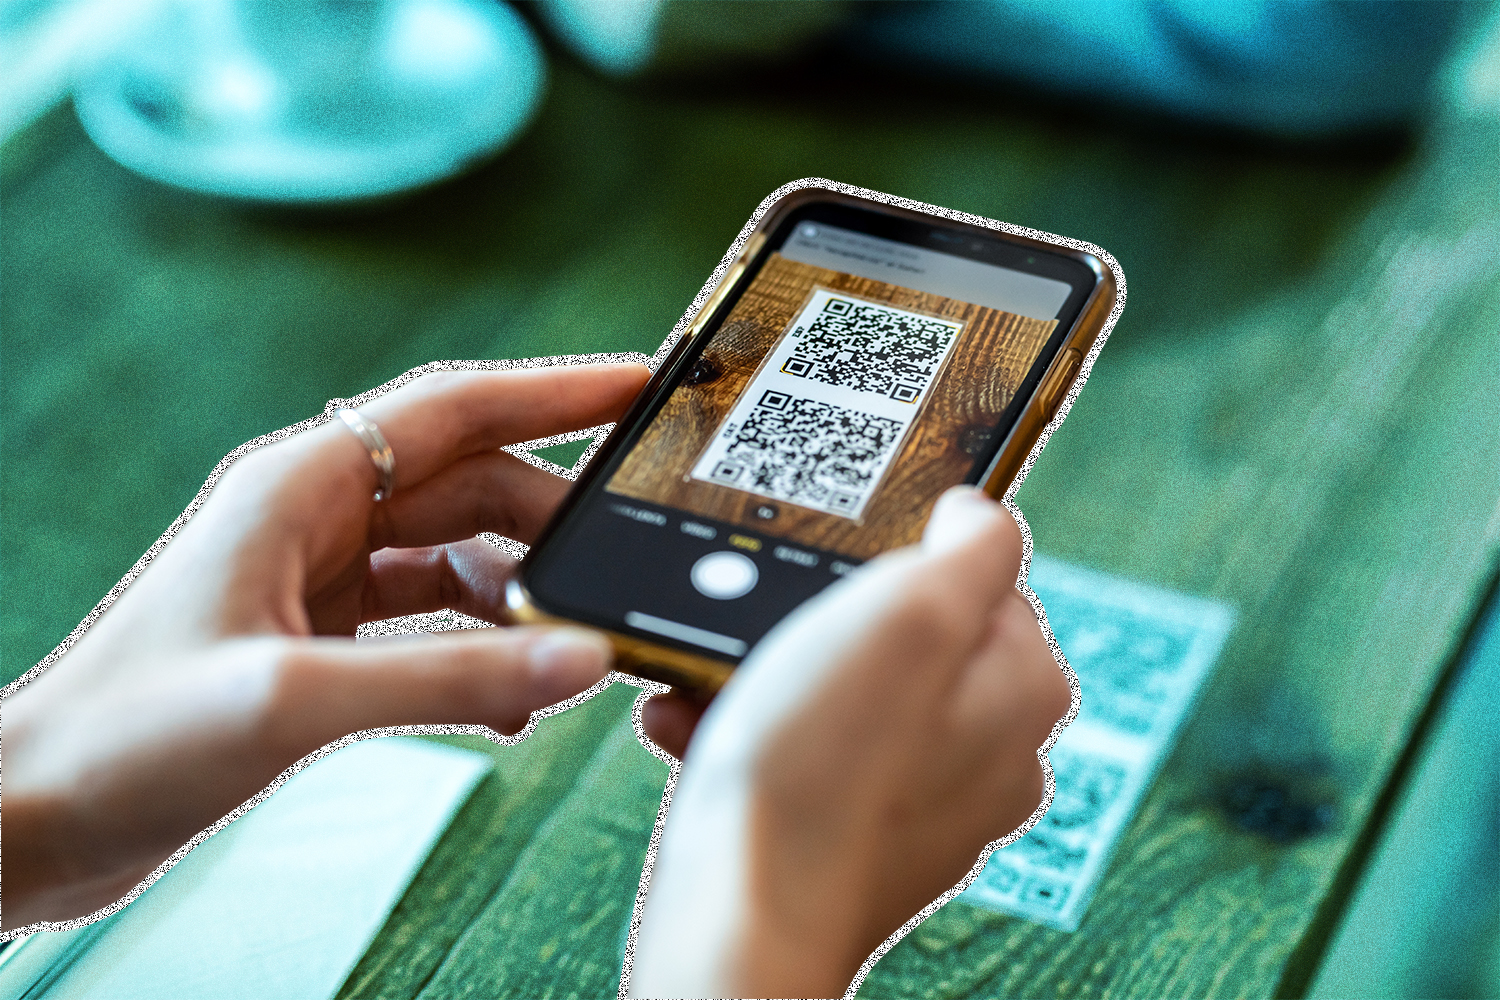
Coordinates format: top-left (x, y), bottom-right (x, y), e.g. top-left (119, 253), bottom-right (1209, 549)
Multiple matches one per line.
top-left (857, 118), bottom-right (1500, 998)
top-left (0, 94), bottom-right (733, 681)
top-left (337, 683), bottom-right (639, 999)
top-left (413, 709), bottom-right (669, 1000)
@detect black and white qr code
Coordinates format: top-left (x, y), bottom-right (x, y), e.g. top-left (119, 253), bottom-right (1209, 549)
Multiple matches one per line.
top-left (781, 295), bottom-right (960, 402)
top-left (706, 391), bottom-right (903, 513)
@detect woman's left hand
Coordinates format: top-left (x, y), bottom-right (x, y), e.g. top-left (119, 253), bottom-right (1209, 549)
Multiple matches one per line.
top-left (1, 363), bottom-right (650, 931)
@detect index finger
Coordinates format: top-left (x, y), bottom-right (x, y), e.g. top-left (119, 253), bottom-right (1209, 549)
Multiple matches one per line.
top-left (361, 363), bottom-right (650, 490)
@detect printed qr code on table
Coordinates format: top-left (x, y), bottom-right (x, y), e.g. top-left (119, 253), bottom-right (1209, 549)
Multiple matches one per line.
top-left (781, 295), bottom-right (961, 402)
top-left (963, 556), bottom-right (1235, 931)
top-left (707, 392), bottom-right (903, 514)
top-left (1039, 589), bottom-right (1199, 736)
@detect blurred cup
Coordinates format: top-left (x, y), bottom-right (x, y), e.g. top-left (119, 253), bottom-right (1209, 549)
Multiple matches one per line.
top-left (74, 0), bottom-right (547, 203)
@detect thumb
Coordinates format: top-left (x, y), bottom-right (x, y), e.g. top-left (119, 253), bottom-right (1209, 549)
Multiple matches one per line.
top-left (259, 626), bottom-right (613, 753)
top-left (922, 486), bottom-right (1026, 589)
top-left (923, 485), bottom-right (1006, 556)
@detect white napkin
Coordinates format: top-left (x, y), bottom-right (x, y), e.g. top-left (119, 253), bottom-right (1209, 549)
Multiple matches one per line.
top-left (31, 736), bottom-right (489, 1000)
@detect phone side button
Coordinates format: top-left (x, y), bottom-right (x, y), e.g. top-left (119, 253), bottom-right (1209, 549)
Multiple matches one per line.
top-left (1042, 349), bottom-right (1083, 420)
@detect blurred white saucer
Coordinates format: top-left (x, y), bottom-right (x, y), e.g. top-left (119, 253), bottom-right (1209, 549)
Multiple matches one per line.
top-left (73, 0), bottom-right (545, 203)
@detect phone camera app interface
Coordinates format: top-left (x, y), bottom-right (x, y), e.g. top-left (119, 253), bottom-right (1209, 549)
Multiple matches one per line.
top-left (530, 215), bottom-right (1079, 660)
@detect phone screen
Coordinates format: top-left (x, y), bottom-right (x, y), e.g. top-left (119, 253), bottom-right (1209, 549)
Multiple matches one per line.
top-left (522, 201), bottom-right (1099, 661)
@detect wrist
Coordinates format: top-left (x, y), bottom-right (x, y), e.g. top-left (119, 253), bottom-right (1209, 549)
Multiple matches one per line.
top-left (1, 793), bottom-right (102, 929)
top-left (729, 904), bottom-right (868, 999)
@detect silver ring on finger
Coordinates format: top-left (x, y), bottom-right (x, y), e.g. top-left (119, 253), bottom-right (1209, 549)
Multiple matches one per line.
top-left (336, 408), bottom-right (396, 502)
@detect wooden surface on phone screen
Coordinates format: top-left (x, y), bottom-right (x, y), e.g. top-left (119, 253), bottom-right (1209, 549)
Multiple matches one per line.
top-left (606, 252), bottom-right (1057, 560)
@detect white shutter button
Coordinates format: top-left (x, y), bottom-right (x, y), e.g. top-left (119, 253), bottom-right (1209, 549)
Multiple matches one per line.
top-left (690, 551), bottom-right (759, 600)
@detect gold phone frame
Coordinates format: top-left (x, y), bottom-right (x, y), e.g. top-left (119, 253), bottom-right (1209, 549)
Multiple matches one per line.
top-left (504, 186), bottom-right (1120, 694)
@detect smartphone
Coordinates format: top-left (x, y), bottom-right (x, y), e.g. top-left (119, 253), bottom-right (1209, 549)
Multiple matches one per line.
top-left (506, 184), bottom-right (1120, 691)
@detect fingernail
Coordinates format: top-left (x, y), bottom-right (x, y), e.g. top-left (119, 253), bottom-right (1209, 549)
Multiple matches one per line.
top-left (923, 486), bottom-right (1001, 556)
top-left (528, 628), bottom-right (612, 690)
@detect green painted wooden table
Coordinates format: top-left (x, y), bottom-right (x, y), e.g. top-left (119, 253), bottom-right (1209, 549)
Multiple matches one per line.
top-left (4, 47), bottom-right (1498, 999)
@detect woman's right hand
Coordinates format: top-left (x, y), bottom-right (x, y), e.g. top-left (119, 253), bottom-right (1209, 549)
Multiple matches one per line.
top-left (632, 487), bottom-right (1074, 998)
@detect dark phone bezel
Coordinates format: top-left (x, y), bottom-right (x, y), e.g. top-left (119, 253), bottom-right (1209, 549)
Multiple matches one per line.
top-left (517, 197), bottom-right (1102, 656)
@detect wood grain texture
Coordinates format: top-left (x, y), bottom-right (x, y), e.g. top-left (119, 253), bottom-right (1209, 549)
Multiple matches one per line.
top-left (608, 253), bottom-right (1055, 559)
top-left (337, 686), bottom-right (640, 999)
top-left (858, 120), bottom-right (1500, 1000)
top-left (413, 709), bottom-right (668, 1000)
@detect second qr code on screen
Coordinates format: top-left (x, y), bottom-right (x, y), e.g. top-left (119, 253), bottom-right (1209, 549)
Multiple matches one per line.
top-left (708, 392), bottom-right (904, 514)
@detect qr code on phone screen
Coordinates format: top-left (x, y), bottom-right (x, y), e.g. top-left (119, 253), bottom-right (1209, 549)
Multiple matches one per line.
top-left (781, 296), bottom-right (960, 401)
top-left (692, 289), bottom-right (963, 518)
top-left (706, 392), bottom-right (903, 514)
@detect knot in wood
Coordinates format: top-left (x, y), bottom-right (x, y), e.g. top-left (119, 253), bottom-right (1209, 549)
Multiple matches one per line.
top-left (682, 356), bottom-right (723, 386)
top-left (957, 423), bottom-right (996, 457)
top-left (1219, 779), bottom-right (1335, 843)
